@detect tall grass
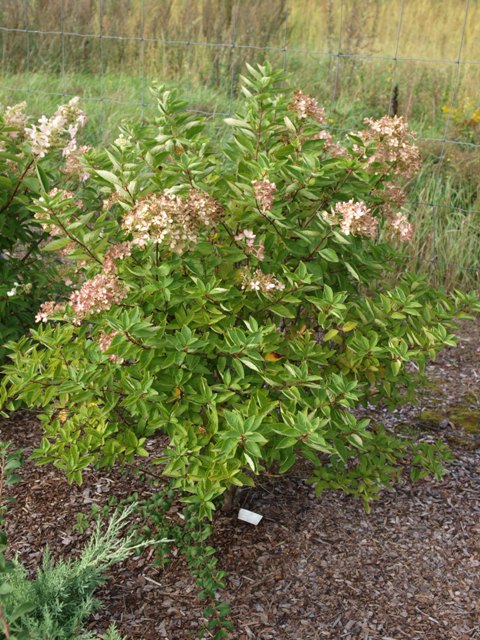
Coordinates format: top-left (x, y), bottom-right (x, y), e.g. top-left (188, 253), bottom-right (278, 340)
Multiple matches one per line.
top-left (405, 156), bottom-right (480, 290)
top-left (1, 0), bottom-right (479, 126)
top-left (290, 0), bottom-right (480, 61)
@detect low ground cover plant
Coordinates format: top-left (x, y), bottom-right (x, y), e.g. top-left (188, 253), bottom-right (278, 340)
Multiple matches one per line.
top-left (1, 63), bottom-right (478, 517)
top-left (0, 442), bottom-right (140, 640)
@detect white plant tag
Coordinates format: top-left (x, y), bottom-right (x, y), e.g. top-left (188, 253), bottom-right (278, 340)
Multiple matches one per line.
top-left (238, 508), bottom-right (263, 525)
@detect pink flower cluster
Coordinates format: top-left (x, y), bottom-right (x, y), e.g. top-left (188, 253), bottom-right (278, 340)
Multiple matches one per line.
top-left (389, 212), bottom-right (414, 242)
top-left (289, 90), bottom-right (326, 124)
top-left (98, 330), bottom-right (123, 363)
top-left (323, 198), bottom-right (413, 243)
top-left (102, 192), bottom-right (121, 211)
top-left (377, 182), bottom-right (406, 218)
top-left (69, 274), bottom-right (128, 324)
top-left (241, 268), bottom-right (285, 295)
top-left (234, 229), bottom-right (265, 260)
top-left (103, 242), bottom-right (132, 273)
top-left (373, 183), bottom-right (414, 242)
top-left (34, 179), bottom-right (133, 327)
top-left (122, 189), bottom-right (222, 253)
top-left (356, 115), bottom-right (421, 180)
top-left (43, 239), bottom-right (132, 325)
top-left (25, 97), bottom-right (87, 159)
top-left (35, 301), bottom-right (65, 323)
top-left (313, 130), bottom-right (346, 158)
top-left (62, 143), bottom-right (91, 182)
top-left (252, 179), bottom-right (277, 212)
top-left (3, 102), bottom-right (28, 139)
top-left (323, 200), bottom-right (379, 239)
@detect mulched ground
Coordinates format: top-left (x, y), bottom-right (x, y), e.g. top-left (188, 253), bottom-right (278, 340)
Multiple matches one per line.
top-left (1, 321), bottom-right (479, 640)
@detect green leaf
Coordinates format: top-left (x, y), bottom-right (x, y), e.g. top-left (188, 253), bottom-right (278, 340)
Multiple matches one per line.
top-left (223, 118), bottom-right (253, 131)
top-left (0, 582), bottom-right (13, 595)
top-left (269, 304), bottom-right (295, 318)
top-left (319, 248), bottom-right (339, 262)
top-left (276, 436), bottom-right (297, 449)
top-left (324, 329), bottom-right (339, 340)
top-left (95, 169), bottom-right (122, 187)
top-left (344, 261), bottom-right (360, 281)
top-left (239, 358), bottom-right (261, 372)
top-left (391, 360), bottom-right (402, 376)
top-left (35, 163), bottom-right (50, 192)
top-left (43, 237), bottom-right (72, 252)
top-left (284, 116), bottom-right (296, 132)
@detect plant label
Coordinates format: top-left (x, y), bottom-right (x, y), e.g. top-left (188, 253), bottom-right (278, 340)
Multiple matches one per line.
top-left (238, 508), bottom-right (263, 525)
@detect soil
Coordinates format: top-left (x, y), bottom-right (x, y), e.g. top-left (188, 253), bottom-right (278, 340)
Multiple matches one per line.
top-left (1, 321), bottom-right (479, 640)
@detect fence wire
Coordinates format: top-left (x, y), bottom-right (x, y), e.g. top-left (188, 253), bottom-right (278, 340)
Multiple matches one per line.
top-left (0, 0), bottom-right (479, 222)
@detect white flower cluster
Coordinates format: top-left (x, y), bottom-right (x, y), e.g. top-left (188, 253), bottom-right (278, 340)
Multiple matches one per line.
top-left (62, 143), bottom-right (91, 182)
top-left (103, 242), bottom-right (132, 274)
top-left (69, 274), bottom-right (128, 324)
top-left (234, 228), bottom-right (265, 260)
top-left (312, 130), bottom-right (346, 158)
top-left (323, 199), bottom-right (413, 243)
top-left (252, 179), bottom-right (277, 212)
top-left (389, 212), bottom-right (414, 242)
top-left (356, 115), bottom-right (421, 180)
top-left (6, 281), bottom-right (32, 297)
top-left (323, 200), bottom-right (379, 239)
top-left (25, 97), bottom-right (87, 159)
top-left (3, 102), bottom-right (28, 139)
top-left (241, 268), bottom-right (285, 295)
top-left (289, 90), bottom-right (326, 124)
top-left (122, 189), bottom-right (222, 253)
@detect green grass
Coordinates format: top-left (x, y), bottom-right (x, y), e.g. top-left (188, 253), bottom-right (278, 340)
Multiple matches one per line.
top-left (0, 67), bottom-right (453, 143)
top-left (0, 72), bottom-right (234, 146)
top-left (404, 159), bottom-right (480, 290)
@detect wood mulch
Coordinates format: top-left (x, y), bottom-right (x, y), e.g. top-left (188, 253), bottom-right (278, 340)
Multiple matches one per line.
top-left (1, 321), bottom-right (479, 640)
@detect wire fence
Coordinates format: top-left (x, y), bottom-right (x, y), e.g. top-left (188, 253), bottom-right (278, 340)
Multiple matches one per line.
top-left (0, 0), bottom-right (479, 222)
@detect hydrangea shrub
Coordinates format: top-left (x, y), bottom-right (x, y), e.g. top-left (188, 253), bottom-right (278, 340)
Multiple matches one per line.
top-left (0, 97), bottom-right (89, 360)
top-left (1, 64), bottom-right (478, 517)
